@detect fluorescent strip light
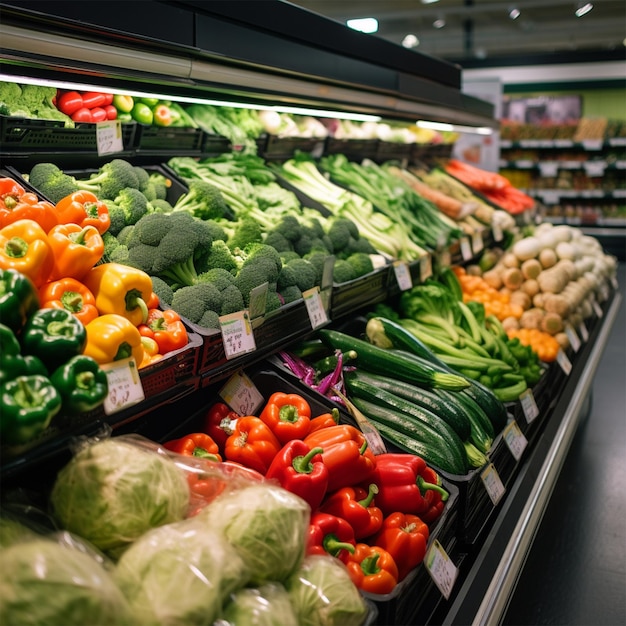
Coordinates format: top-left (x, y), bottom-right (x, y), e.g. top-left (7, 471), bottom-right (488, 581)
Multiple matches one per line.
top-left (0, 73), bottom-right (381, 122)
top-left (417, 120), bottom-right (494, 135)
top-left (575, 2), bottom-right (593, 17)
top-left (346, 18), bottom-right (378, 33)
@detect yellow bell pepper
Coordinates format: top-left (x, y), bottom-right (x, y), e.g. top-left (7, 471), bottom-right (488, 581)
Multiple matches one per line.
top-left (83, 262), bottom-right (152, 326)
top-left (83, 314), bottom-right (144, 365)
top-left (0, 219), bottom-right (53, 287)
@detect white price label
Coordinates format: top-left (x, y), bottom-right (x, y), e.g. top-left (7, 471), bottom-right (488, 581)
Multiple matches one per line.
top-left (96, 120), bottom-right (124, 156)
top-left (219, 370), bottom-right (265, 416)
top-left (393, 261), bottom-right (413, 291)
top-left (578, 321), bottom-right (589, 342)
top-left (539, 162), bottom-right (559, 177)
top-left (101, 357), bottom-right (144, 415)
top-left (437, 248), bottom-right (452, 269)
top-left (592, 299), bottom-right (604, 318)
top-left (516, 159), bottom-right (535, 169)
top-left (248, 282), bottom-right (268, 320)
top-left (541, 191), bottom-right (561, 205)
top-left (503, 420), bottom-right (528, 461)
top-left (303, 286), bottom-right (328, 329)
top-left (471, 231), bottom-right (484, 254)
top-left (220, 311), bottom-right (256, 360)
top-left (565, 324), bottom-right (581, 353)
top-left (519, 388), bottom-right (539, 424)
top-left (582, 140), bottom-right (603, 151)
top-left (481, 463), bottom-right (506, 506)
top-left (322, 256), bottom-right (336, 290)
top-left (556, 349), bottom-right (572, 375)
top-left (425, 540), bottom-right (458, 600)
top-left (460, 237), bottom-right (472, 261)
top-left (419, 254), bottom-right (433, 282)
top-left (583, 161), bottom-right (607, 177)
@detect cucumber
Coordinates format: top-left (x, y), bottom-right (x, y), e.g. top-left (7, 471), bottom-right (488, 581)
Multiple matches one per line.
top-left (448, 388), bottom-right (494, 454)
top-left (317, 329), bottom-right (470, 391)
top-left (344, 369), bottom-right (471, 442)
top-left (351, 397), bottom-right (468, 475)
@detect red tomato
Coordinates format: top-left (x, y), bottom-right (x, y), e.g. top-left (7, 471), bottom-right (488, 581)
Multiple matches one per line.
top-left (102, 93), bottom-right (114, 106)
top-left (81, 92), bottom-right (107, 109)
top-left (90, 107), bottom-right (107, 123)
top-left (104, 105), bottom-right (118, 120)
top-left (71, 107), bottom-right (93, 123)
top-left (57, 91), bottom-right (83, 115)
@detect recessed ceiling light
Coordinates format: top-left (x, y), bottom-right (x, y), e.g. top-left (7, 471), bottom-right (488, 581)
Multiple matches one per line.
top-left (421, 0), bottom-right (440, 4)
top-left (402, 34), bottom-right (420, 48)
top-left (346, 17), bottom-right (378, 33)
top-left (575, 2), bottom-right (593, 17)
top-left (433, 18), bottom-right (446, 29)
top-left (509, 8), bottom-right (521, 20)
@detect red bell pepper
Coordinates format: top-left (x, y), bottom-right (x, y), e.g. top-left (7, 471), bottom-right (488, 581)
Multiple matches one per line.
top-left (307, 511), bottom-right (356, 562)
top-left (259, 391), bottom-right (311, 445)
top-left (304, 424), bottom-right (377, 492)
top-left (138, 308), bottom-right (188, 355)
top-left (163, 432), bottom-right (222, 461)
top-left (345, 543), bottom-right (399, 594)
top-left (420, 465), bottom-right (447, 525)
top-left (54, 190), bottom-right (111, 235)
top-left (371, 512), bottom-right (429, 580)
top-left (223, 415), bottom-right (281, 475)
top-left (321, 484), bottom-right (383, 540)
top-left (202, 402), bottom-right (239, 452)
top-left (371, 453), bottom-right (449, 519)
top-left (308, 408), bottom-right (340, 434)
top-left (266, 440), bottom-right (329, 511)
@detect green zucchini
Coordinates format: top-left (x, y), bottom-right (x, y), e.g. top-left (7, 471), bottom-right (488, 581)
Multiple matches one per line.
top-left (351, 397), bottom-right (468, 475)
top-left (460, 379), bottom-right (508, 433)
top-left (344, 374), bottom-right (468, 466)
top-left (449, 388), bottom-right (494, 454)
top-left (317, 329), bottom-right (470, 391)
top-left (344, 369), bottom-right (471, 442)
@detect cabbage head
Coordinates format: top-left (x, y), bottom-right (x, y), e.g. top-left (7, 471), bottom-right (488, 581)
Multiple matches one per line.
top-left (287, 555), bottom-right (369, 626)
top-left (114, 516), bottom-right (247, 626)
top-left (219, 582), bottom-right (298, 626)
top-left (49, 437), bottom-right (190, 557)
top-left (201, 482), bottom-right (309, 585)
top-left (0, 536), bottom-right (131, 626)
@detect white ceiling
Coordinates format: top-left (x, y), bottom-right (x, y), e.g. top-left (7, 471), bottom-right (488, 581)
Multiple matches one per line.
top-left (286, 0), bottom-right (626, 62)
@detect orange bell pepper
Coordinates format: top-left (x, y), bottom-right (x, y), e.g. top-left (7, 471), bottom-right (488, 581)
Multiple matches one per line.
top-left (223, 415), bottom-right (282, 475)
top-left (38, 277), bottom-right (99, 325)
top-left (54, 190), bottom-right (110, 235)
top-left (0, 177), bottom-right (27, 210)
top-left (308, 408), bottom-right (340, 434)
top-left (83, 313), bottom-right (144, 365)
top-left (0, 195), bottom-right (59, 233)
top-left (259, 391), bottom-right (311, 445)
top-left (138, 308), bottom-right (188, 355)
top-left (0, 219), bottom-right (53, 287)
top-left (345, 543), bottom-right (399, 594)
top-left (163, 432), bottom-right (222, 461)
top-left (139, 335), bottom-right (163, 368)
top-left (47, 223), bottom-right (104, 281)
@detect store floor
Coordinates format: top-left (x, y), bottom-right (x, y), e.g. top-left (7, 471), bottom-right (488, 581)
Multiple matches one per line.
top-left (502, 262), bottom-right (626, 626)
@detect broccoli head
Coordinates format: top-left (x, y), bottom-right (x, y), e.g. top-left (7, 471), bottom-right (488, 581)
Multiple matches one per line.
top-left (116, 225), bottom-right (136, 247)
top-left (202, 240), bottom-right (238, 274)
top-left (332, 258), bottom-right (357, 284)
top-left (279, 284), bottom-right (303, 304)
top-left (114, 187), bottom-right (150, 226)
top-left (304, 251), bottom-right (330, 285)
top-left (149, 198), bottom-right (174, 213)
top-left (272, 215), bottom-right (303, 243)
top-left (279, 250), bottom-right (301, 264)
top-left (170, 282), bottom-right (222, 324)
top-left (263, 230), bottom-right (293, 253)
top-left (226, 217), bottom-right (263, 252)
top-left (196, 267), bottom-right (236, 291)
top-left (133, 166), bottom-right (151, 191)
top-left (327, 217), bottom-right (360, 254)
top-left (265, 291), bottom-right (283, 313)
top-left (148, 172), bottom-right (170, 200)
top-left (197, 310), bottom-right (221, 330)
top-left (102, 200), bottom-right (127, 236)
top-left (28, 163), bottom-right (80, 203)
top-left (345, 236), bottom-right (378, 256)
top-left (220, 284), bottom-right (245, 315)
top-left (150, 276), bottom-right (174, 306)
top-left (86, 159), bottom-right (140, 199)
top-left (172, 180), bottom-right (230, 221)
top-left (238, 243), bottom-right (282, 280)
top-left (285, 258), bottom-right (317, 292)
top-left (234, 261), bottom-right (278, 307)
top-left (108, 245), bottom-right (130, 264)
top-left (345, 252), bottom-right (375, 278)
top-left (277, 264), bottom-right (298, 290)
top-left (101, 231), bottom-right (120, 260)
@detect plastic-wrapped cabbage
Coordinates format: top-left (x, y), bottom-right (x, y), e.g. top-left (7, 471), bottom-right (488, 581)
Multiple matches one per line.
top-left (287, 555), bottom-right (370, 626)
top-left (201, 482), bottom-right (309, 585)
top-left (218, 582), bottom-right (298, 626)
top-left (49, 436), bottom-right (190, 557)
top-left (0, 533), bottom-right (131, 626)
top-left (0, 516), bottom-right (39, 548)
top-left (114, 516), bottom-right (247, 625)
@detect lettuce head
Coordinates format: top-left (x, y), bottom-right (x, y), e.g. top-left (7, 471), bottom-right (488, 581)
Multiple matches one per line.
top-left (219, 582), bottom-right (298, 626)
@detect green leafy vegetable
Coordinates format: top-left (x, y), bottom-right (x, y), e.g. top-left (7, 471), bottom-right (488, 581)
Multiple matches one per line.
top-left (219, 582), bottom-right (298, 626)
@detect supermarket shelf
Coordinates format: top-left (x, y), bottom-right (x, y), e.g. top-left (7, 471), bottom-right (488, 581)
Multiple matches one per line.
top-left (439, 290), bottom-right (622, 626)
top-left (500, 138), bottom-right (626, 150)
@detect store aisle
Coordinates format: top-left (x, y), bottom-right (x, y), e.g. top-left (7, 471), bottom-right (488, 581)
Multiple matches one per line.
top-left (502, 263), bottom-right (626, 626)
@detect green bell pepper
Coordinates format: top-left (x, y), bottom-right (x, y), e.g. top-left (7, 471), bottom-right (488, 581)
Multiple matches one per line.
top-left (0, 268), bottom-right (40, 334)
top-left (0, 375), bottom-right (62, 445)
top-left (50, 355), bottom-right (109, 415)
top-left (21, 308), bottom-right (87, 372)
top-left (0, 323), bottom-right (47, 387)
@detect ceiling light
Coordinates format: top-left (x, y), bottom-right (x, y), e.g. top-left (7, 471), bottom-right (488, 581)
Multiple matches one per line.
top-left (575, 3), bottom-right (593, 17)
top-left (509, 8), bottom-right (521, 20)
top-left (416, 120), bottom-right (493, 135)
top-left (433, 18), bottom-right (446, 29)
top-left (421, 0), bottom-right (440, 4)
top-left (402, 34), bottom-right (420, 48)
top-left (346, 17), bottom-right (378, 33)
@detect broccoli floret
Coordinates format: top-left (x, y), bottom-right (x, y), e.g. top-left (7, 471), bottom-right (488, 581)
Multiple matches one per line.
top-left (133, 212), bottom-right (171, 246)
top-left (345, 236), bottom-right (378, 255)
top-left (148, 172), bottom-right (171, 200)
top-left (197, 309), bottom-right (221, 330)
top-left (226, 217), bottom-right (263, 252)
top-left (19, 84), bottom-right (56, 115)
top-left (293, 233), bottom-right (314, 257)
top-left (101, 231), bottom-right (119, 260)
top-left (273, 215), bottom-right (302, 243)
top-left (108, 245), bottom-right (130, 264)
top-left (133, 166), bottom-right (151, 191)
top-left (332, 258), bottom-right (357, 284)
top-left (170, 286), bottom-right (207, 324)
top-left (28, 163), bottom-right (80, 203)
top-left (277, 264), bottom-right (298, 290)
top-left (150, 276), bottom-right (174, 306)
top-left (149, 198), bottom-right (174, 213)
top-left (239, 243), bottom-right (282, 280)
top-left (279, 250), bottom-right (301, 264)
top-left (194, 282), bottom-right (223, 314)
top-left (327, 217), bottom-right (359, 253)
top-left (280, 284), bottom-right (303, 304)
top-left (172, 180), bottom-right (230, 221)
top-left (345, 252), bottom-right (374, 277)
top-left (285, 258), bottom-right (317, 292)
top-left (116, 225), bottom-right (136, 246)
top-left (264, 230), bottom-right (294, 253)
top-left (102, 200), bottom-right (127, 236)
top-left (141, 182), bottom-right (159, 202)
top-left (0, 82), bottom-right (22, 108)
top-left (304, 251), bottom-right (330, 285)
top-left (86, 159), bottom-right (140, 199)
top-left (265, 291), bottom-right (282, 313)
top-left (234, 262), bottom-right (277, 307)
top-left (196, 267), bottom-right (237, 291)
top-left (114, 187), bottom-right (150, 226)
top-left (126, 243), bottom-right (158, 274)
top-left (202, 220), bottom-right (228, 242)
top-left (202, 240), bottom-right (238, 274)
top-left (220, 284), bottom-right (245, 315)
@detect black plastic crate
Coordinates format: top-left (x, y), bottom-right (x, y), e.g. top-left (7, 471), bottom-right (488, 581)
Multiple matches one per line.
top-left (261, 135), bottom-right (326, 161)
top-left (0, 115), bottom-right (136, 154)
top-left (200, 132), bottom-right (232, 156)
top-left (375, 141), bottom-right (412, 163)
top-left (330, 265), bottom-right (392, 320)
top-left (134, 124), bottom-right (204, 155)
top-left (325, 137), bottom-right (379, 160)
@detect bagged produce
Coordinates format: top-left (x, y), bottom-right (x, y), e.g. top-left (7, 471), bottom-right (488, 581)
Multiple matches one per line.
top-left (218, 582), bottom-right (298, 626)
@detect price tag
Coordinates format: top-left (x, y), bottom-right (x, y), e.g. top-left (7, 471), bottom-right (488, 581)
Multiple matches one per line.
top-left (541, 191), bottom-right (561, 205)
top-left (248, 282), bottom-right (268, 320)
top-left (436, 248), bottom-right (451, 269)
top-left (393, 261), bottom-right (413, 291)
top-left (556, 349), bottom-right (572, 375)
top-left (101, 357), bottom-right (145, 415)
top-left (425, 540), bottom-right (458, 600)
top-left (460, 237), bottom-right (472, 261)
top-left (582, 140), bottom-right (603, 151)
top-left (578, 320), bottom-right (589, 342)
top-left (219, 311), bottom-right (256, 360)
top-left (302, 286), bottom-right (328, 329)
top-left (565, 324), bottom-right (581, 353)
top-left (96, 120), bottom-right (124, 156)
top-left (481, 463), bottom-right (506, 506)
top-left (492, 221), bottom-right (504, 242)
top-left (613, 189), bottom-right (626, 199)
top-left (516, 159), bottom-right (535, 169)
top-left (219, 370), bottom-right (265, 416)
top-left (592, 299), bottom-right (604, 318)
top-left (615, 160), bottom-right (626, 170)
top-left (555, 140), bottom-right (574, 148)
top-left (420, 254), bottom-right (433, 282)
top-left (321, 256), bottom-right (336, 291)
top-left (503, 420), bottom-right (528, 461)
top-left (539, 162), bottom-right (559, 177)
top-left (583, 161), bottom-right (607, 177)
top-left (519, 388), bottom-right (539, 424)
top-left (471, 230), bottom-right (484, 254)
